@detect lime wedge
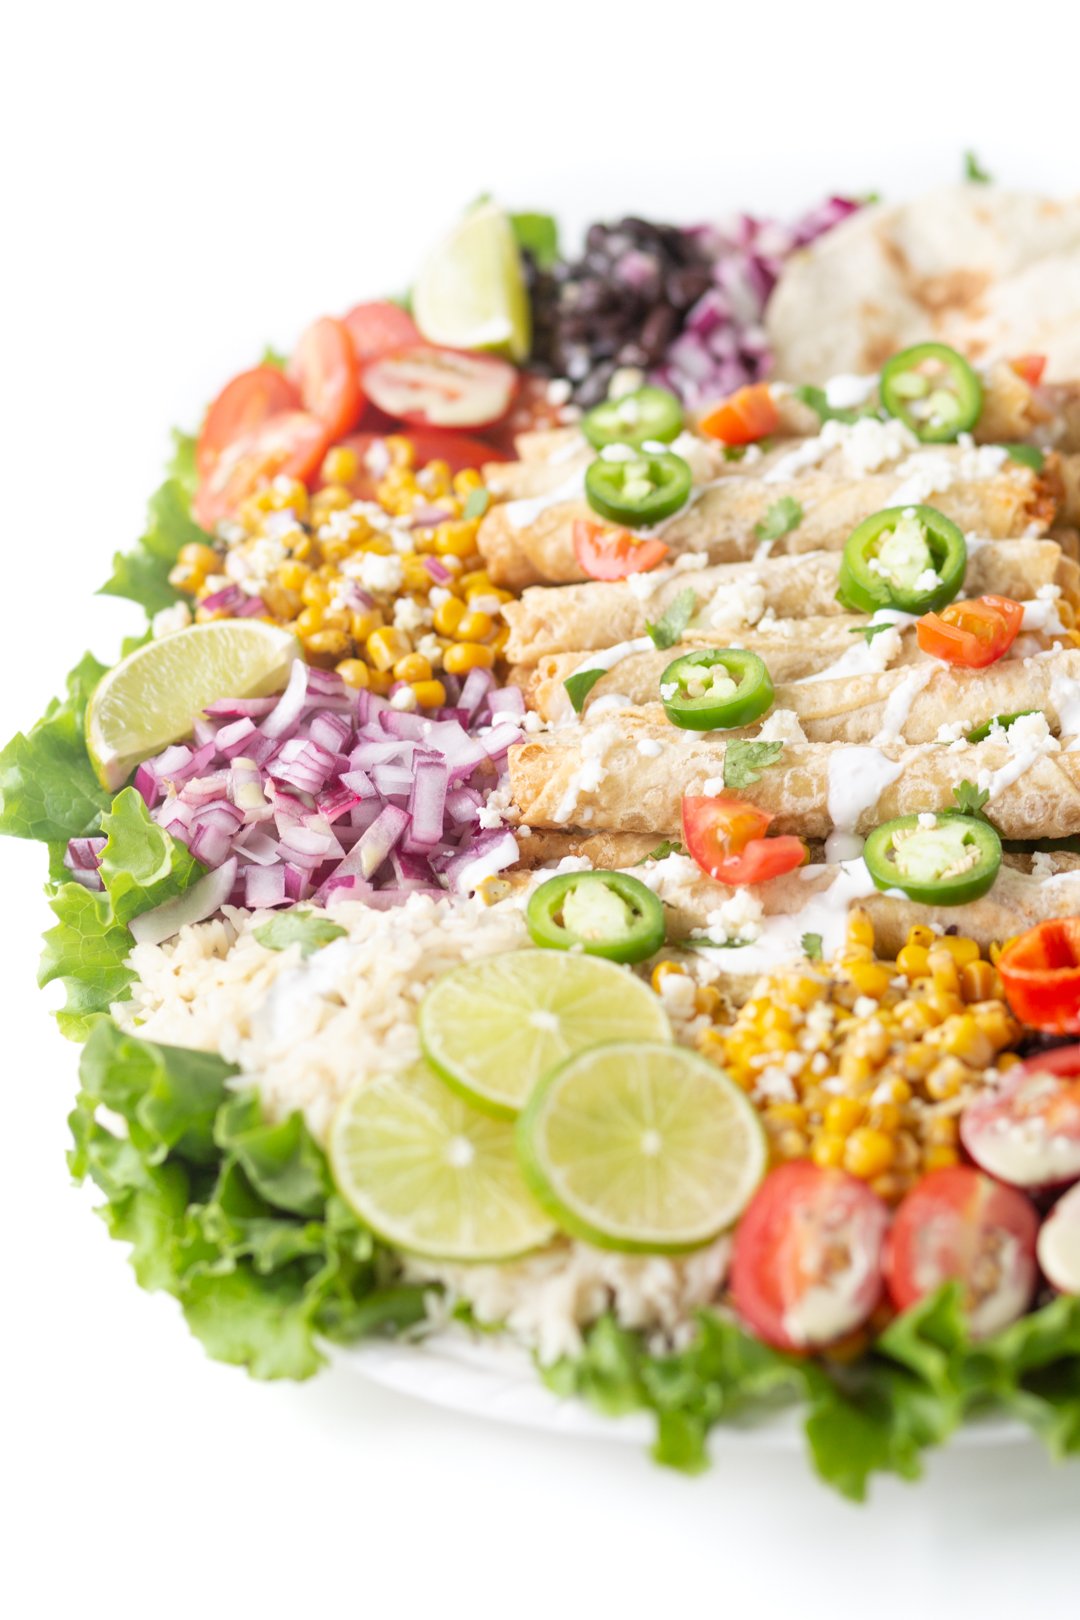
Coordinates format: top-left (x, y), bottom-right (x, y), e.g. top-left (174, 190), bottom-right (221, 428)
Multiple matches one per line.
top-left (516, 1042), bottom-right (767, 1253)
top-left (419, 950), bottom-right (671, 1119)
top-left (413, 201), bottom-right (531, 362)
top-left (328, 1062), bottom-right (555, 1262)
top-left (86, 621), bottom-right (301, 789)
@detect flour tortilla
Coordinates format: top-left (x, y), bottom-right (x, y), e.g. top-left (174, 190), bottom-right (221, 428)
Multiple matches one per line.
top-left (767, 186), bottom-right (1080, 383)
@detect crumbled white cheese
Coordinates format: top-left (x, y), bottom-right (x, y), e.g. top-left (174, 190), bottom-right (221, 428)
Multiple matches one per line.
top-left (389, 687), bottom-right (418, 712)
top-left (757, 708), bottom-right (807, 743)
top-left (824, 373), bottom-right (878, 410)
top-left (657, 972), bottom-right (697, 1020)
top-left (151, 601), bottom-right (193, 638)
top-left (912, 568), bottom-right (942, 593)
top-left (352, 552), bottom-right (404, 594)
top-left (659, 682), bottom-right (678, 701)
top-left (393, 597), bottom-right (427, 633)
top-left (1031, 850), bottom-right (1059, 879)
top-left (917, 812), bottom-right (937, 829)
top-left (698, 890), bottom-right (765, 945)
top-left (889, 451), bottom-right (955, 507)
top-left (703, 576), bottom-right (767, 632)
top-left (701, 775), bottom-right (725, 796)
top-left (935, 720), bottom-right (969, 743)
top-left (637, 737), bottom-right (663, 757)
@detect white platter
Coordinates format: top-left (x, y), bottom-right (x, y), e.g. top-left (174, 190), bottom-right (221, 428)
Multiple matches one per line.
top-left (341, 1329), bottom-right (1030, 1452)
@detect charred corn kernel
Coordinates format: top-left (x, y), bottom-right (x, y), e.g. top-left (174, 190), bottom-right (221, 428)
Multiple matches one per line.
top-left (366, 627), bottom-right (412, 671)
top-left (933, 936), bottom-right (981, 967)
top-left (432, 596), bottom-right (467, 636)
top-left (844, 1127), bottom-right (896, 1179)
top-left (812, 1132), bottom-right (847, 1169)
top-left (411, 679), bottom-right (447, 709)
top-left (350, 608), bottom-right (384, 643)
top-left (867, 1102), bottom-right (903, 1133)
top-left (401, 556), bottom-right (435, 592)
top-left (269, 477), bottom-right (309, 514)
top-left (960, 960), bottom-right (1001, 1002)
top-left (824, 1096), bottom-right (864, 1135)
top-left (304, 628), bottom-right (351, 663)
top-left (261, 584), bottom-right (302, 620)
top-left (694, 985), bottom-right (722, 1016)
top-left (894, 1131), bottom-right (921, 1171)
top-left (459, 569), bottom-right (492, 595)
top-left (295, 606), bottom-right (324, 637)
top-left (838, 1050), bottom-right (874, 1087)
top-left (997, 1051), bottom-right (1022, 1073)
top-left (194, 602), bottom-right (230, 622)
top-left (928, 1014), bottom-right (995, 1069)
top-left (776, 1128), bottom-right (810, 1160)
top-left (923, 1143), bottom-right (960, 1172)
top-left (277, 560), bottom-right (311, 592)
top-left (321, 446), bottom-right (359, 486)
top-left (366, 667), bottom-right (393, 696)
top-left (434, 521), bottom-right (480, 558)
top-left (843, 959), bottom-right (893, 998)
top-left (384, 435), bottom-right (414, 469)
top-left (393, 653), bottom-right (433, 683)
top-left (764, 1102), bottom-right (808, 1130)
top-left (301, 576), bottom-right (332, 609)
top-left (926, 987), bottom-right (965, 1021)
top-left (321, 610), bottom-right (350, 634)
top-left (286, 530), bottom-right (317, 562)
top-left (178, 541), bottom-right (219, 574)
top-left (870, 1172), bottom-right (910, 1204)
top-left (925, 1057), bottom-right (968, 1100)
top-left (924, 1115), bottom-right (959, 1145)
top-left (905, 924), bottom-right (937, 951)
top-left (335, 658), bottom-right (371, 689)
top-left (896, 943), bottom-right (930, 978)
top-left (927, 948), bottom-right (961, 994)
top-left (453, 468), bottom-right (484, 495)
top-left (309, 486), bottom-right (352, 522)
top-left (490, 624), bottom-right (511, 658)
top-left (455, 609), bottom-right (495, 642)
top-left (418, 458), bottom-right (452, 492)
top-left (846, 909), bottom-right (875, 952)
top-left (443, 641), bottom-right (495, 675)
top-left (971, 1002), bottom-right (1021, 1048)
top-left (651, 961), bottom-right (686, 994)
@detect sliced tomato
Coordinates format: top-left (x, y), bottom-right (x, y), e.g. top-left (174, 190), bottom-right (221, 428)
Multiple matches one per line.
top-left (362, 345), bottom-right (518, 430)
top-left (342, 300), bottom-right (421, 363)
top-left (915, 594), bottom-right (1024, 667)
top-left (196, 365), bottom-right (301, 481)
top-left (1010, 354), bottom-right (1048, 388)
top-left (681, 794), bottom-right (807, 887)
top-left (398, 428), bottom-right (508, 473)
top-left (884, 1166), bottom-right (1039, 1339)
top-left (1037, 1182), bottom-right (1080, 1295)
top-left (484, 373), bottom-right (568, 457)
top-left (194, 411), bottom-right (331, 529)
top-left (572, 520), bottom-right (669, 580)
top-left (998, 918), bottom-right (1080, 1034)
top-left (961, 1045), bottom-right (1080, 1190)
top-left (287, 317), bottom-right (363, 440)
top-left (730, 1162), bottom-right (889, 1353)
top-left (698, 383), bottom-right (779, 445)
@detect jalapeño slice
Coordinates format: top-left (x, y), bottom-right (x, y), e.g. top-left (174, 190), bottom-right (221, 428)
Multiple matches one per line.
top-left (864, 812), bottom-right (1001, 905)
top-left (660, 648), bottom-right (774, 731)
top-left (837, 504), bottom-right (967, 615)
top-left (585, 448), bottom-right (693, 527)
top-left (582, 385), bottom-right (684, 451)
top-left (880, 342), bottom-right (983, 442)
top-left (525, 871), bottom-right (666, 965)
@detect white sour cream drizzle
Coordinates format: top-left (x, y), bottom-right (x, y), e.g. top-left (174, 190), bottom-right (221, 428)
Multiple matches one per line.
top-left (564, 636), bottom-right (654, 693)
top-left (824, 746), bottom-right (903, 863)
top-left (1050, 667), bottom-right (1080, 736)
top-left (795, 610), bottom-right (915, 685)
top-left (871, 664), bottom-right (935, 746)
top-left (688, 860), bottom-right (878, 975)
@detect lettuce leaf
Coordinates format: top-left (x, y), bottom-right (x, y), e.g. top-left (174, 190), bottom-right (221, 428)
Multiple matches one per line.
top-left (70, 1022), bottom-right (427, 1378)
top-left (99, 474), bottom-right (213, 618)
top-left (0, 650), bottom-right (112, 843)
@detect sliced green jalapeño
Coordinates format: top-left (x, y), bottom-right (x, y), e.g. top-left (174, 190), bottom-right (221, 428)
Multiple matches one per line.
top-left (582, 385), bottom-right (684, 451)
top-left (525, 871), bottom-right (666, 964)
top-left (585, 448), bottom-right (692, 526)
top-left (659, 648), bottom-right (774, 731)
top-left (880, 342), bottom-right (983, 442)
top-left (837, 504), bottom-right (967, 615)
top-left (864, 813), bottom-right (1001, 905)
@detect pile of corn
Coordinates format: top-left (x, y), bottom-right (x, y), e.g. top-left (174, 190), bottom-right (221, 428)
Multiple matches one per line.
top-left (168, 437), bottom-right (510, 710)
top-left (661, 912), bottom-right (1021, 1204)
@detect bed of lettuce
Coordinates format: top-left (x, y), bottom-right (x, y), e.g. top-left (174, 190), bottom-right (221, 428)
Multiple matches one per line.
top-left (1, 438), bottom-right (1079, 1502)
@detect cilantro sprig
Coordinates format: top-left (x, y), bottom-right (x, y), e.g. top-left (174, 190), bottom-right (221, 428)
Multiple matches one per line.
top-left (723, 740), bottom-right (784, 790)
top-left (646, 588), bottom-right (698, 651)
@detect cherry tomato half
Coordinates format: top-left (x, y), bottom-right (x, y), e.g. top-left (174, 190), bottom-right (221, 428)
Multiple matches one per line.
top-left (362, 345), bottom-right (518, 430)
top-left (915, 594), bottom-right (1024, 668)
top-left (196, 365), bottom-right (301, 481)
top-left (287, 316), bottom-right (364, 441)
top-left (884, 1166), bottom-right (1039, 1339)
top-left (342, 300), bottom-right (421, 363)
top-left (194, 411), bottom-right (331, 530)
top-left (961, 1045), bottom-right (1080, 1190)
top-left (730, 1162), bottom-right (890, 1353)
top-left (681, 794), bottom-right (807, 887)
top-left (998, 918), bottom-right (1080, 1034)
top-left (572, 520), bottom-right (669, 581)
top-left (698, 383), bottom-right (780, 446)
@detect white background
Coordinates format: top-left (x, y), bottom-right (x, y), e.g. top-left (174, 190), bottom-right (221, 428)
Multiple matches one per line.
top-left (3, 4), bottom-right (1080, 1615)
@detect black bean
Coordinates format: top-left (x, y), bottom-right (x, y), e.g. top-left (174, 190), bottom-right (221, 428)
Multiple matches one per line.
top-left (639, 303), bottom-right (679, 359)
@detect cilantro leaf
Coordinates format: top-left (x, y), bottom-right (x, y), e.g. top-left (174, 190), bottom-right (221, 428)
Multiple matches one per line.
top-left (953, 780), bottom-right (990, 817)
top-left (964, 150), bottom-right (993, 184)
top-left (564, 666), bottom-right (607, 714)
top-left (753, 496), bottom-right (803, 544)
top-left (801, 932), bottom-right (823, 960)
top-left (254, 910), bottom-right (347, 958)
top-left (848, 620), bottom-right (898, 643)
top-left (1003, 443), bottom-right (1045, 472)
top-left (510, 211), bottom-right (560, 269)
top-left (0, 650), bottom-right (112, 844)
top-left (723, 740), bottom-right (784, 790)
top-left (636, 839), bottom-right (684, 864)
top-left (99, 477), bottom-right (215, 618)
top-left (646, 587), bottom-right (698, 651)
top-left (464, 487), bottom-right (490, 521)
top-left (965, 710), bottom-right (1037, 744)
top-left (792, 384), bottom-right (858, 426)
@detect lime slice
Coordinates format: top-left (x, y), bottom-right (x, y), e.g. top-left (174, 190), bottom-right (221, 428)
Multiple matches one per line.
top-left (516, 1042), bottom-right (767, 1253)
top-left (328, 1062), bottom-right (554, 1262)
top-left (86, 621), bottom-right (301, 789)
top-left (419, 949), bottom-right (671, 1119)
top-left (413, 201), bottom-right (531, 362)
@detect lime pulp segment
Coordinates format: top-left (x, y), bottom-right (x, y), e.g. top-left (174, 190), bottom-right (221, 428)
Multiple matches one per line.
top-left (412, 201), bottom-right (531, 362)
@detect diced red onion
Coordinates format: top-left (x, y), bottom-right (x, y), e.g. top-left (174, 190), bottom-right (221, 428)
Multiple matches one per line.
top-left (441, 829), bottom-right (519, 895)
top-left (458, 667), bottom-right (495, 721)
top-left (130, 858), bottom-right (239, 946)
top-left (245, 864), bottom-right (288, 908)
top-left (261, 658), bottom-right (309, 739)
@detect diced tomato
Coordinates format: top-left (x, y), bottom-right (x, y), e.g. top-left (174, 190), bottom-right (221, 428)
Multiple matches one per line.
top-left (397, 429), bottom-right (508, 474)
top-left (681, 794), bottom-right (807, 886)
top-left (194, 411), bottom-right (331, 529)
top-left (698, 383), bottom-right (780, 445)
top-left (196, 365), bottom-right (301, 481)
top-left (883, 1166), bottom-right (1039, 1339)
top-left (362, 345), bottom-right (519, 430)
top-left (915, 595), bottom-right (1024, 667)
top-left (961, 1045), bottom-right (1080, 1190)
top-left (730, 1163), bottom-right (890, 1353)
top-left (1010, 354), bottom-right (1048, 388)
top-left (287, 317), bottom-right (364, 440)
top-left (1038, 1181), bottom-right (1080, 1295)
top-left (572, 520), bottom-right (669, 581)
top-left (998, 918), bottom-right (1080, 1034)
top-left (342, 300), bottom-right (421, 363)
